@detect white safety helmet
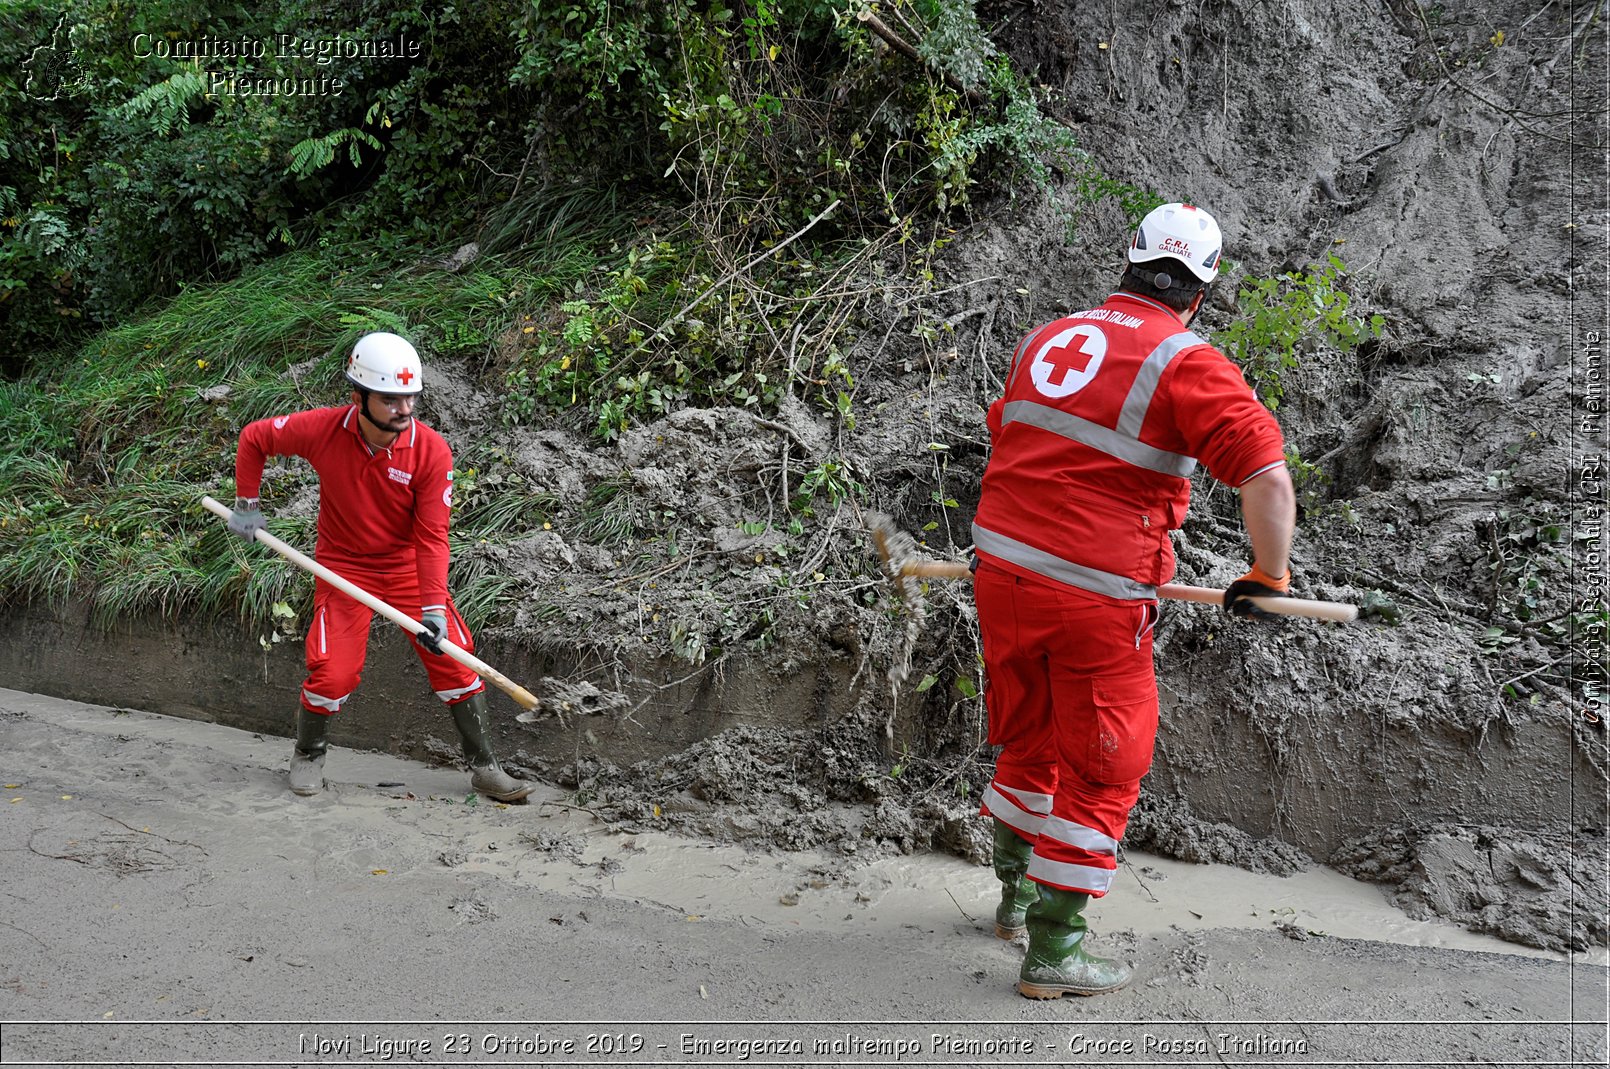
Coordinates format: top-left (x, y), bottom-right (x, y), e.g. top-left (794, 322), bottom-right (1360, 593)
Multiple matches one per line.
top-left (1128, 202), bottom-right (1223, 283)
top-left (345, 332), bottom-right (423, 394)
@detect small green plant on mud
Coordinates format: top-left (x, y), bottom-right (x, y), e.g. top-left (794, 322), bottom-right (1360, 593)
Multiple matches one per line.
top-left (1071, 169), bottom-right (1163, 228)
top-left (888, 743), bottom-right (911, 780)
top-left (791, 458), bottom-right (865, 516)
top-left (1215, 254), bottom-right (1385, 411)
top-left (669, 621), bottom-right (710, 665)
top-left (576, 475), bottom-right (638, 546)
top-left (1285, 448), bottom-right (1331, 519)
top-left (450, 463), bottom-right (557, 534)
top-left (1477, 505), bottom-right (1567, 627)
top-left (1470, 502), bottom-right (1608, 704)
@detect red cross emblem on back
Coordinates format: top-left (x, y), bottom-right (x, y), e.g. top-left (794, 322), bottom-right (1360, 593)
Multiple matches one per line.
top-left (1042, 346), bottom-right (1090, 388)
top-left (1029, 324), bottom-right (1107, 399)
top-left (396, 367), bottom-right (414, 386)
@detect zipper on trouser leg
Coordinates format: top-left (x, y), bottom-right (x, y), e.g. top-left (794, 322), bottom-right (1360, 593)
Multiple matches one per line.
top-left (1134, 603), bottom-right (1157, 650)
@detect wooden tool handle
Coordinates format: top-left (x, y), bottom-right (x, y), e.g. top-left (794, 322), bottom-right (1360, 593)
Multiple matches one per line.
top-left (1158, 583), bottom-right (1358, 622)
top-left (900, 560), bottom-right (974, 580)
top-left (898, 560), bottom-right (1357, 622)
top-left (202, 496), bottom-right (542, 710)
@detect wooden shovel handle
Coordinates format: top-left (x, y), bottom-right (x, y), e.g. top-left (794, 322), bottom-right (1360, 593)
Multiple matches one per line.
top-left (1158, 583), bottom-right (1358, 622)
top-left (201, 496), bottom-right (543, 710)
top-left (897, 562), bottom-right (1357, 622)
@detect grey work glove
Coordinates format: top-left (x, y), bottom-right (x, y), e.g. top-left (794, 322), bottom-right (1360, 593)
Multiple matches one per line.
top-left (418, 611), bottom-right (449, 656)
top-left (227, 497), bottom-right (266, 542)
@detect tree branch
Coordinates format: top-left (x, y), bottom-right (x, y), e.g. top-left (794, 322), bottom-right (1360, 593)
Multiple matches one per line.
top-left (857, 10), bottom-right (990, 108)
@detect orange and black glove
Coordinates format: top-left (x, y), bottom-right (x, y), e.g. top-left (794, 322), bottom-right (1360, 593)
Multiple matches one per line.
top-left (1223, 563), bottom-right (1291, 622)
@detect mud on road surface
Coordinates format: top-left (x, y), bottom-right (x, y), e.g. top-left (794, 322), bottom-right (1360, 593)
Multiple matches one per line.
top-left (1, 688), bottom-right (1605, 1067)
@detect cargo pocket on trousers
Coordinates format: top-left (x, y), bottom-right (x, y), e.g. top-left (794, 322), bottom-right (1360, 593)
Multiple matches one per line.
top-left (1089, 673), bottom-right (1160, 785)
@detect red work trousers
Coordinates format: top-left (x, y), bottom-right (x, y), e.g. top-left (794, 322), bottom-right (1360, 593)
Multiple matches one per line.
top-left (299, 566), bottom-right (483, 716)
top-left (974, 560), bottom-right (1159, 897)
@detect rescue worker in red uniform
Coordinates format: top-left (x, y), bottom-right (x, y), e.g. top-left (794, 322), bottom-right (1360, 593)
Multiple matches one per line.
top-left (971, 204), bottom-right (1296, 998)
top-left (227, 332), bottom-right (532, 802)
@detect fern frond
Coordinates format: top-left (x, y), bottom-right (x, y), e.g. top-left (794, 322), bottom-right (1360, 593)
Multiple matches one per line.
top-left (115, 71), bottom-right (208, 136)
top-left (287, 128), bottom-right (384, 179)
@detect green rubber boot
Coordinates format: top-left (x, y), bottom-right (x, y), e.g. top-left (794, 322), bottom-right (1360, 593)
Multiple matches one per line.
top-left (992, 819), bottom-right (1040, 940)
top-left (289, 708), bottom-right (331, 797)
top-left (451, 692), bottom-right (534, 802)
top-left (1017, 885), bottom-right (1133, 998)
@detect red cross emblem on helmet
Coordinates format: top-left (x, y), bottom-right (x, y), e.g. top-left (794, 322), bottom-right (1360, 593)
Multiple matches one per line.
top-left (347, 332), bottom-right (423, 394)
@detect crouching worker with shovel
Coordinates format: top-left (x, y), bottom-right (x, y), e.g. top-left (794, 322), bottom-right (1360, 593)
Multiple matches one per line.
top-left (224, 332), bottom-right (533, 802)
top-left (973, 204), bottom-right (1297, 998)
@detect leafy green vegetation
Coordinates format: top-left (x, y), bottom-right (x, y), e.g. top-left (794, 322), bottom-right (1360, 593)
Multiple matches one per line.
top-left (2, 0), bottom-right (533, 364)
top-left (486, 0), bottom-right (1103, 438)
top-left (0, 240), bottom-right (598, 629)
top-left (0, 0), bottom-right (1130, 632)
top-left (1214, 254), bottom-right (1385, 411)
top-left (4, 0), bottom-right (1091, 371)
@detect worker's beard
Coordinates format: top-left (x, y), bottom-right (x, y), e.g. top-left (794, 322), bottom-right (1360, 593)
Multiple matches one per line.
top-left (361, 396), bottom-right (413, 434)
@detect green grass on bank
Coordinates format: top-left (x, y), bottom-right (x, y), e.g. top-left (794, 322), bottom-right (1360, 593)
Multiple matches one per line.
top-left (0, 237), bottom-right (602, 634)
top-left (0, 172), bottom-right (901, 636)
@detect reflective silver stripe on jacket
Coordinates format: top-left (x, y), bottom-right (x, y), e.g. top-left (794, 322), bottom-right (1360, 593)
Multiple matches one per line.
top-left (1117, 330), bottom-right (1205, 437)
top-left (999, 400), bottom-right (1197, 478)
top-left (1000, 330), bottom-right (1202, 479)
top-left (973, 523), bottom-right (1158, 601)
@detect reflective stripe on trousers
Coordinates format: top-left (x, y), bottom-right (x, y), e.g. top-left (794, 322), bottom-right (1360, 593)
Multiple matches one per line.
top-left (1026, 855), bottom-right (1117, 895)
top-left (300, 687), bottom-right (352, 714)
top-left (983, 782), bottom-right (1053, 838)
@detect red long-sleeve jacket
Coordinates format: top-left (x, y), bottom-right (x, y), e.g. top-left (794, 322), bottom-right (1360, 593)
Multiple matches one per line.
top-left (236, 405), bottom-right (455, 613)
top-left (973, 292), bottom-right (1286, 598)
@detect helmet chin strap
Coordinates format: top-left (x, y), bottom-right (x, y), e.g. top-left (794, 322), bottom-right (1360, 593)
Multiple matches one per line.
top-left (354, 388), bottom-right (408, 436)
top-left (355, 388), bottom-right (384, 429)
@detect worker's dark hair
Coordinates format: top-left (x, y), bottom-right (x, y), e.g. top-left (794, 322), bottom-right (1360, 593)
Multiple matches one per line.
top-left (1119, 258), bottom-right (1207, 313)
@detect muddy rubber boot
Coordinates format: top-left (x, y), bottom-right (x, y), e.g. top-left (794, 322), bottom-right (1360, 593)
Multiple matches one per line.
top-left (1017, 886), bottom-right (1133, 998)
top-left (992, 819), bottom-right (1040, 939)
top-left (451, 692), bottom-right (534, 802)
top-left (289, 708), bottom-right (331, 797)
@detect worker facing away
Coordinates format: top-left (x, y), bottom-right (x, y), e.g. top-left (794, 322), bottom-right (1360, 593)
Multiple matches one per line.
top-left (227, 332), bottom-right (533, 802)
top-left (971, 203), bottom-right (1296, 998)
